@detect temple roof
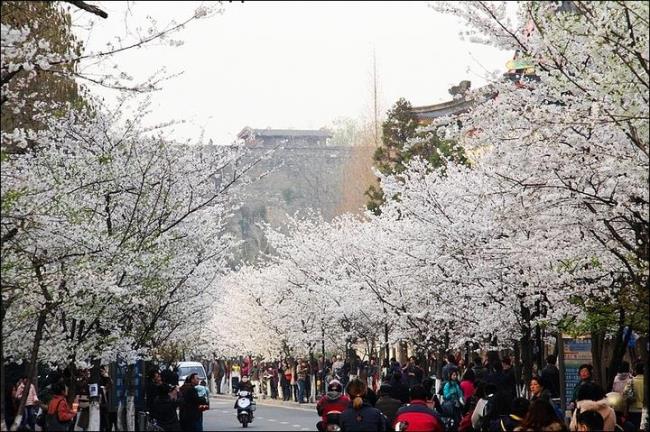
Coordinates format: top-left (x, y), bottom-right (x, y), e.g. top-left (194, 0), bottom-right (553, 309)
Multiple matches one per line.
top-left (238, 127), bottom-right (332, 139)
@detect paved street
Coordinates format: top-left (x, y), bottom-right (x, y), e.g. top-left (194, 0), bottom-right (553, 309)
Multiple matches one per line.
top-left (205, 397), bottom-right (318, 431)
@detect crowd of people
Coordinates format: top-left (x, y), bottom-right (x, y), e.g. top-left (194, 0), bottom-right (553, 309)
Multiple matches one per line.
top-left (4, 365), bottom-right (116, 432)
top-left (310, 353), bottom-right (646, 432)
top-left (2, 351), bottom-right (644, 432)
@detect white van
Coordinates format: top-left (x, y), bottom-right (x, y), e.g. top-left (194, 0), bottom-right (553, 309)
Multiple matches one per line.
top-left (177, 361), bottom-right (208, 387)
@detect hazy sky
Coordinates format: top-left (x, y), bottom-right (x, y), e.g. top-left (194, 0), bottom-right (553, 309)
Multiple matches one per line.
top-left (79, 1), bottom-right (511, 144)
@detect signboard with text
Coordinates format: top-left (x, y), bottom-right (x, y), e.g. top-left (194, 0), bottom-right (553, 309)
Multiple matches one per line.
top-left (563, 338), bottom-right (592, 406)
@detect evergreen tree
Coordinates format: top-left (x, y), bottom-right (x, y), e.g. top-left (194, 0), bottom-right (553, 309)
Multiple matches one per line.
top-left (366, 97), bottom-right (466, 214)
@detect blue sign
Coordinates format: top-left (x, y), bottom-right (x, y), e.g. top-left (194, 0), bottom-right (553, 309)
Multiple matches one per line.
top-left (112, 359), bottom-right (145, 410)
top-left (563, 338), bottom-right (592, 406)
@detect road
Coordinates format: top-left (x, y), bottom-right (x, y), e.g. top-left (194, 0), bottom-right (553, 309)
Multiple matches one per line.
top-left (204, 397), bottom-right (318, 431)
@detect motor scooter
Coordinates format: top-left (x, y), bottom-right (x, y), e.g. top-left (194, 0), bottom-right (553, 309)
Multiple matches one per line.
top-left (235, 390), bottom-right (256, 428)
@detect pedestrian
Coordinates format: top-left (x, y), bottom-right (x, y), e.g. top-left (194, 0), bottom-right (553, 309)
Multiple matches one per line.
top-left (251, 360), bottom-right (261, 398)
top-left (339, 378), bottom-right (386, 431)
top-left (570, 364), bottom-right (593, 409)
top-left (459, 369), bottom-right (476, 402)
top-left (213, 360), bottom-right (224, 394)
top-left (281, 362), bottom-right (292, 401)
top-left (75, 368), bottom-right (91, 431)
top-left (471, 381), bottom-right (498, 432)
top-left (604, 391), bottom-right (636, 432)
top-left (270, 365), bottom-right (279, 399)
top-left (517, 399), bottom-right (567, 431)
top-left (46, 382), bottom-right (78, 432)
top-left (99, 365), bottom-right (118, 432)
top-left (442, 370), bottom-right (463, 422)
top-left (493, 397), bottom-right (529, 432)
top-left (541, 354), bottom-right (561, 399)
top-left (393, 384), bottom-right (443, 432)
top-left (151, 384), bottom-right (181, 431)
top-left (4, 379), bottom-right (20, 430)
top-left (388, 371), bottom-right (410, 404)
top-left (627, 362), bottom-right (644, 430)
top-left (611, 361), bottom-right (633, 395)
top-left (15, 376), bottom-right (40, 430)
top-left (179, 373), bottom-right (204, 431)
top-left (472, 355), bottom-right (488, 382)
top-left (145, 369), bottom-right (163, 413)
top-left (569, 381), bottom-right (615, 432)
top-left (368, 358), bottom-right (379, 392)
top-left (290, 360), bottom-right (298, 402)
top-left (297, 359), bottom-right (308, 403)
top-left (161, 365), bottom-right (179, 387)
top-left (402, 356), bottom-right (424, 388)
top-left (374, 384), bottom-right (402, 431)
top-left (574, 410), bottom-right (604, 431)
top-left (442, 354), bottom-right (459, 381)
top-left (529, 376), bottom-right (552, 402)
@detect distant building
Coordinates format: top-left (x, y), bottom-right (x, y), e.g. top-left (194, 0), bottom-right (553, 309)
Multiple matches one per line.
top-left (411, 97), bottom-right (477, 125)
top-left (237, 127), bottom-right (331, 147)
top-left (228, 127), bottom-right (370, 265)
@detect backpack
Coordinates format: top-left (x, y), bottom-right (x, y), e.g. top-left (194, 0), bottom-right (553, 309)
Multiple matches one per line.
top-left (45, 399), bottom-right (72, 432)
top-left (477, 396), bottom-right (497, 432)
top-left (623, 380), bottom-right (635, 402)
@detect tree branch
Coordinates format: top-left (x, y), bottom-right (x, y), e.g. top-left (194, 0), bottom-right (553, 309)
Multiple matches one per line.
top-left (63, 1), bottom-right (108, 19)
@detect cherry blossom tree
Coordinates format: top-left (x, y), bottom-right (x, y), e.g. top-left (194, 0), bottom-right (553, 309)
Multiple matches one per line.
top-left (1, 2), bottom-right (243, 428)
top-left (431, 0), bottom-right (648, 386)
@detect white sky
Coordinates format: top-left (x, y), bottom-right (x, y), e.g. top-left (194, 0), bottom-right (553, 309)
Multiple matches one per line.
top-left (77, 1), bottom-right (512, 144)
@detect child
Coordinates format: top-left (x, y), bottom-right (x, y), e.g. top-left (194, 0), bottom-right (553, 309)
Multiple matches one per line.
top-left (195, 383), bottom-right (210, 411)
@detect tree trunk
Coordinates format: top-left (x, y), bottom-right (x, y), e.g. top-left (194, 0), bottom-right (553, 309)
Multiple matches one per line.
top-left (1, 351), bottom-right (6, 431)
top-left (126, 395), bottom-right (135, 431)
top-left (591, 328), bottom-right (606, 386)
top-left (513, 341), bottom-right (523, 397)
top-left (125, 364), bottom-right (135, 431)
top-left (520, 328), bottom-right (534, 385)
top-left (606, 313), bottom-right (632, 389)
top-left (87, 358), bottom-right (101, 431)
top-left (117, 398), bottom-right (126, 431)
top-left (10, 309), bottom-right (47, 431)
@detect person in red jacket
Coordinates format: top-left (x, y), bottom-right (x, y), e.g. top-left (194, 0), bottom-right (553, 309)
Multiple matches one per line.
top-left (47, 382), bottom-right (78, 431)
top-left (316, 380), bottom-right (350, 432)
top-left (393, 385), bottom-right (443, 432)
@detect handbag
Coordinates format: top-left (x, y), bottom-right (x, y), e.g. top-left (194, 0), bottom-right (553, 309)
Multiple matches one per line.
top-left (35, 408), bottom-right (46, 428)
top-left (623, 380), bottom-right (635, 401)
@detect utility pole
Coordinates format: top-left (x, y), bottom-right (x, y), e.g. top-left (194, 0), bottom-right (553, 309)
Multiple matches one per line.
top-left (373, 47), bottom-right (379, 148)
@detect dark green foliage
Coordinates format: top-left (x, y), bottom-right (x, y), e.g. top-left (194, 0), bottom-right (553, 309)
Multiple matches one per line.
top-left (365, 98), bottom-right (467, 214)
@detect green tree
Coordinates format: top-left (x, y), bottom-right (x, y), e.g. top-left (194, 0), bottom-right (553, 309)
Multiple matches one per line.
top-left (365, 97), bottom-right (466, 214)
top-left (1, 1), bottom-right (86, 152)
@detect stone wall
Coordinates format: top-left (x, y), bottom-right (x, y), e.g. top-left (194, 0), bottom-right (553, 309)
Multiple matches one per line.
top-left (227, 142), bottom-right (373, 265)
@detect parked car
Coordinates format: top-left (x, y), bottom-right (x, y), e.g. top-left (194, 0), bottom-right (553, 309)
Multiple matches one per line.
top-left (177, 361), bottom-right (208, 387)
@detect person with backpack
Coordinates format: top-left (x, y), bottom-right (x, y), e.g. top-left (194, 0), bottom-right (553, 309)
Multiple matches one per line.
top-left (46, 382), bottom-right (78, 432)
top-left (471, 382), bottom-right (498, 432)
